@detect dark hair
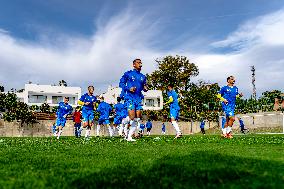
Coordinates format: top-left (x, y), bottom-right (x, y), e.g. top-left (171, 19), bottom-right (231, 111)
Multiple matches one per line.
top-left (64, 97), bottom-right (69, 100)
top-left (168, 83), bottom-right (174, 88)
top-left (117, 97), bottom-right (121, 102)
top-left (133, 59), bottom-right (141, 64)
top-left (88, 86), bottom-right (94, 90)
top-left (227, 76), bottom-right (234, 82)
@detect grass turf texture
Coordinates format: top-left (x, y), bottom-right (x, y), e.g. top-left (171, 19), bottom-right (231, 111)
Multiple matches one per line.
top-left (0, 135), bottom-right (283, 189)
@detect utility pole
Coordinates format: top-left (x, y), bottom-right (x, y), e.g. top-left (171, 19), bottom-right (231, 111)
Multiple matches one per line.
top-left (251, 66), bottom-right (256, 100)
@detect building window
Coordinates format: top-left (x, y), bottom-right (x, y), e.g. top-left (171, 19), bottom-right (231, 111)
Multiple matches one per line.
top-left (28, 95), bottom-right (47, 103)
top-left (52, 96), bottom-right (63, 104)
top-left (68, 97), bottom-right (76, 105)
top-left (157, 97), bottom-right (160, 107)
top-left (145, 99), bottom-right (155, 107)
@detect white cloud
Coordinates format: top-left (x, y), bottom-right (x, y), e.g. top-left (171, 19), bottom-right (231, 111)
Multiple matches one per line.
top-left (212, 10), bottom-right (284, 48)
top-left (0, 8), bottom-right (284, 97)
top-left (193, 9), bottom-right (284, 97)
top-left (0, 10), bottom-right (162, 94)
top-left (0, 28), bottom-right (9, 34)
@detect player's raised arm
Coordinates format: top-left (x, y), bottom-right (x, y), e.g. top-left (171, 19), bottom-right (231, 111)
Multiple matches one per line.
top-left (164, 96), bottom-right (173, 105)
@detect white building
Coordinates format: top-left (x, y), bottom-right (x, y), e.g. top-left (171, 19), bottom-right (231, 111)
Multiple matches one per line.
top-left (102, 86), bottom-right (163, 110)
top-left (16, 84), bottom-right (81, 107)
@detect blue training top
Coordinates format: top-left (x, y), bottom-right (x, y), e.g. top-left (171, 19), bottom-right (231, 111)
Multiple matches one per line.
top-left (167, 89), bottom-right (180, 110)
top-left (219, 86), bottom-right (239, 105)
top-left (97, 101), bottom-right (112, 119)
top-left (114, 102), bottom-right (125, 117)
top-left (119, 69), bottom-right (147, 100)
top-left (146, 121), bottom-right (152, 129)
top-left (200, 121), bottom-right (205, 129)
top-left (79, 93), bottom-right (97, 111)
top-left (57, 102), bottom-right (72, 118)
top-left (140, 123), bottom-right (145, 130)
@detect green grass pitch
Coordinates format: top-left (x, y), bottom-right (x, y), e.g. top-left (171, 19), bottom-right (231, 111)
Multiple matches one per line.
top-left (0, 135), bottom-right (283, 189)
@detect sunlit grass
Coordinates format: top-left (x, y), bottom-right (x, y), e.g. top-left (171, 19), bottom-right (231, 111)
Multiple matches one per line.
top-left (0, 135), bottom-right (283, 189)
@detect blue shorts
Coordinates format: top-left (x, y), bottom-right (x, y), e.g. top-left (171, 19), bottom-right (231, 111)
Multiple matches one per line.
top-left (98, 118), bottom-right (110, 125)
top-left (55, 117), bottom-right (67, 127)
top-left (82, 109), bottom-right (94, 122)
top-left (170, 108), bottom-right (180, 120)
top-left (222, 103), bottom-right (235, 117)
top-left (125, 98), bottom-right (143, 111)
top-left (113, 115), bottom-right (123, 125)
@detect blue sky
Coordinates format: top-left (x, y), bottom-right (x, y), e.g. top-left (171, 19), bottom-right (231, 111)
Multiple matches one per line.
top-left (0, 0), bottom-right (284, 96)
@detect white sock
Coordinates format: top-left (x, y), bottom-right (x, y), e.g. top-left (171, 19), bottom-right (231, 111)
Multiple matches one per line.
top-left (129, 119), bottom-right (134, 125)
top-left (113, 126), bottom-right (117, 135)
top-left (57, 130), bottom-right (63, 139)
top-left (128, 120), bottom-right (136, 140)
top-left (172, 121), bottom-right (181, 135)
top-left (96, 125), bottom-right (100, 136)
top-left (85, 128), bottom-right (90, 138)
top-left (222, 128), bottom-right (226, 135)
top-left (123, 124), bottom-right (128, 138)
top-left (108, 126), bottom-right (113, 137)
top-left (226, 126), bottom-right (232, 134)
top-left (136, 118), bottom-right (141, 130)
top-left (119, 124), bottom-right (123, 136)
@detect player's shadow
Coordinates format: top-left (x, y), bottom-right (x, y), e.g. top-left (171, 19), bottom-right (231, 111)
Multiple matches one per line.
top-left (70, 151), bottom-right (284, 189)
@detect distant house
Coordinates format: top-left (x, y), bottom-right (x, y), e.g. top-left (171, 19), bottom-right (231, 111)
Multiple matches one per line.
top-left (15, 84), bottom-right (81, 107)
top-left (102, 86), bottom-right (163, 110)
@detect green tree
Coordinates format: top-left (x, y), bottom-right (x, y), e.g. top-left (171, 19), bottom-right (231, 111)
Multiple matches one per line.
top-left (147, 55), bottom-right (222, 121)
top-left (0, 93), bottom-right (36, 125)
top-left (29, 105), bottom-right (40, 112)
top-left (40, 103), bottom-right (51, 113)
top-left (51, 106), bottom-right (58, 113)
top-left (147, 55), bottom-right (199, 92)
top-left (180, 81), bottom-right (221, 117)
top-left (261, 90), bottom-right (282, 103)
top-left (0, 93), bottom-right (6, 112)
